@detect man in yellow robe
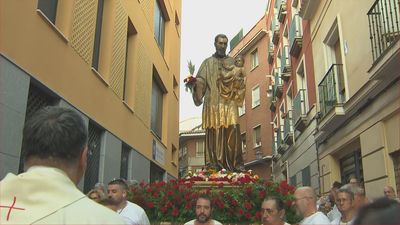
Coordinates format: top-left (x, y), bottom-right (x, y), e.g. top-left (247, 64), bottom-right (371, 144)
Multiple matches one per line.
top-left (0, 106), bottom-right (125, 224)
top-left (192, 34), bottom-right (245, 172)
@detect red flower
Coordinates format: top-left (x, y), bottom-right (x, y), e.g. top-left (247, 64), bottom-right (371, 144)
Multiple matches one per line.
top-left (245, 187), bottom-right (253, 195)
top-left (219, 191), bottom-right (225, 197)
top-left (152, 192), bottom-right (159, 198)
top-left (244, 202), bottom-right (252, 210)
top-left (255, 211), bottom-right (262, 219)
top-left (172, 207), bottom-right (179, 217)
top-left (258, 190), bottom-right (266, 199)
top-left (165, 201), bottom-right (173, 208)
top-left (146, 201), bottom-right (154, 209)
top-left (286, 200), bottom-right (293, 207)
top-left (231, 199), bottom-right (238, 206)
top-left (275, 187), bottom-right (281, 193)
top-left (166, 190), bottom-right (173, 196)
top-left (239, 209), bottom-right (245, 215)
top-left (245, 212), bottom-right (252, 219)
top-left (185, 202), bottom-right (192, 209)
top-left (160, 206), bottom-right (167, 214)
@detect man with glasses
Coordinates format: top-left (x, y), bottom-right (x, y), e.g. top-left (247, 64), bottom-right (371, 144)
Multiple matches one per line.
top-left (108, 178), bottom-right (150, 225)
top-left (0, 106), bottom-right (125, 224)
top-left (184, 195), bottom-right (222, 225)
top-left (294, 187), bottom-right (330, 225)
top-left (261, 196), bottom-right (290, 225)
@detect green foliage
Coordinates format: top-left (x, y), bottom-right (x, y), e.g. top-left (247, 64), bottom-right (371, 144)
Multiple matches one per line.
top-left (187, 60), bottom-right (195, 75)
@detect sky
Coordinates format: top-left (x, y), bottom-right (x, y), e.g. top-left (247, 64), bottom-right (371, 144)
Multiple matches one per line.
top-left (179, 0), bottom-right (267, 123)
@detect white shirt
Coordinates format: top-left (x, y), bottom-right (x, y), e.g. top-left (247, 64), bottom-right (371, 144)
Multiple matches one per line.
top-left (184, 219), bottom-right (223, 225)
top-left (300, 211), bottom-right (331, 225)
top-left (118, 201), bottom-right (150, 225)
top-left (327, 205), bottom-right (341, 222)
top-left (331, 217), bottom-right (354, 225)
top-left (0, 166), bottom-right (125, 224)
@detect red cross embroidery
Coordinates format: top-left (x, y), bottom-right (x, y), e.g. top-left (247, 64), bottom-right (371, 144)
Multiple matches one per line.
top-left (0, 196), bottom-right (25, 221)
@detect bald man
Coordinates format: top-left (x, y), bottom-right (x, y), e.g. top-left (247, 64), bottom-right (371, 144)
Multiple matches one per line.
top-left (294, 187), bottom-right (330, 225)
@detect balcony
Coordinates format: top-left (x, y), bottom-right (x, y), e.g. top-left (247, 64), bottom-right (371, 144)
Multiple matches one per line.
top-left (289, 14), bottom-right (303, 57)
top-left (281, 45), bottom-right (291, 81)
top-left (277, 125), bottom-right (287, 154)
top-left (271, 16), bottom-right (280, 45)
top-left (283, 110), bottom-right (293, 145)
top-left (367, 0), bottom-right (400, 66)
top-left (276, 0), bottom-right (287, 23)
top-left (293, 89), bottom-right (308, 131)
top-left (272, 137), bottom-right (278, 162)
top-left (268, 42), bottom-right (274, 64)
top-left (274, 69), bottom-right (283, 98)
top-left (269, 93), bottom-right (277, 112)
top-left (299, 0), bottom-right (321, 19)
top-left (318, 64), bottom-right (345, 118)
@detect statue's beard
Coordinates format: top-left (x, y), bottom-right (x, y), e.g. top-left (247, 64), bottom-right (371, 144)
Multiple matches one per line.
top-left (215, 49), bottom-right (226, 57)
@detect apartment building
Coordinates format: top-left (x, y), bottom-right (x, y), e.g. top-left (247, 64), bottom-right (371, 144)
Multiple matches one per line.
top-left (305, 0), bottom-right (400, 198)
top-left (178, 117), bottom-right (205, 178)
top-left (230, 16), bottom-right (273, 179)
top-left (266, 0), bottom-right (319, 190)
top-left (0, 0), bottom-right (181, 191)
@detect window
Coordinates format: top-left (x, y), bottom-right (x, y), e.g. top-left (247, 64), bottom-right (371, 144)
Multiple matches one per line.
top-left (92, 0), bottom-right (105, 70)
top-left (251, 49), bottom-right (259, 69)
top-left (239, 100), bottom-right (245, 116)
top-left (171, 144), bottom-right (177, 166)
top-left (37, 0), bottom-right (58, 24)
top-left (241, 133), bottom-right (247, 153)
top-left (151, 70), bottom-right (165, 139)
top-left (340, 150), bottom-right (363, 185)
top-left (84, 121), bottom-right (103, 193)
top-left (253, 125), bottom-right (261, 148)
top-left (324, 19), bottom-right (346, 103)
top-left (123, 19), bottom-right (137, 102)
top-left (252, 86), bottom-right (260, 108)
top-left (290, 175), bottom-right (297, 186)
top-left (173, 76), bottom-right (178, 99)
top-left (174, 11), bottom-right (180, 36)
top-left (179, 146), bottom-right (187, 158)
top-left (154, 1), bottom-right (165, 52)
top-left (120, 144), bottom-right (131, 179)
top-left (196, 140), bottom-right (204, 157)
top-left (302, 166), bottom-right (311, 186)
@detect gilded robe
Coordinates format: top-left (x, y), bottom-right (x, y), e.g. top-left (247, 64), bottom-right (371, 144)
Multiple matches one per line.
top-left (192, 55), bottom-right (245, 171)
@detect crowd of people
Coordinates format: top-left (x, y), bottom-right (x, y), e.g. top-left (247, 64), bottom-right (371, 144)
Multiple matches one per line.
top-left (1, 106), bottom-right (399, 225)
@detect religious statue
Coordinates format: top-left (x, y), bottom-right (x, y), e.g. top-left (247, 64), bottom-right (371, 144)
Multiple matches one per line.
top-left (187, 34), bottom-right (246, 172)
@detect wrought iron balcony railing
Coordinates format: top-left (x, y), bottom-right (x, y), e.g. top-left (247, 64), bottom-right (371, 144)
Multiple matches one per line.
top-left (293, 89), bottom-right (307, 125)
top-left (274, 68), bottom-right (284, 98)
top-left (368, 0), bottom-right (400, 62)
top-left (272, 135), bottom-right (278, 156)
top-left (318, 64), bottom-right (344, 118)
top-left (268, 42), bottom-right (274, 64)
top-left (276, 0), bottom-right (287, 23)
top-left (289, 14), bottom-right (303, 57)
top-left (283, 110), bottom-right (293, 145)
top-left (281, 45), bottom-right (291, 76)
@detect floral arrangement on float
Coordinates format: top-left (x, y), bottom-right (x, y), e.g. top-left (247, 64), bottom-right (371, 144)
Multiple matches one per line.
top-left (183, 60), bottom-right (197, 93)
top-left (128, 168), bottom-right (301, 224)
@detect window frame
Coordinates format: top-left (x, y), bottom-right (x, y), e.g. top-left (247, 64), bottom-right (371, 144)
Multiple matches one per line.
top-left (252, 125), bottom-right (261, 148)
top-left (252, 85), bottom-right (260, 108)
